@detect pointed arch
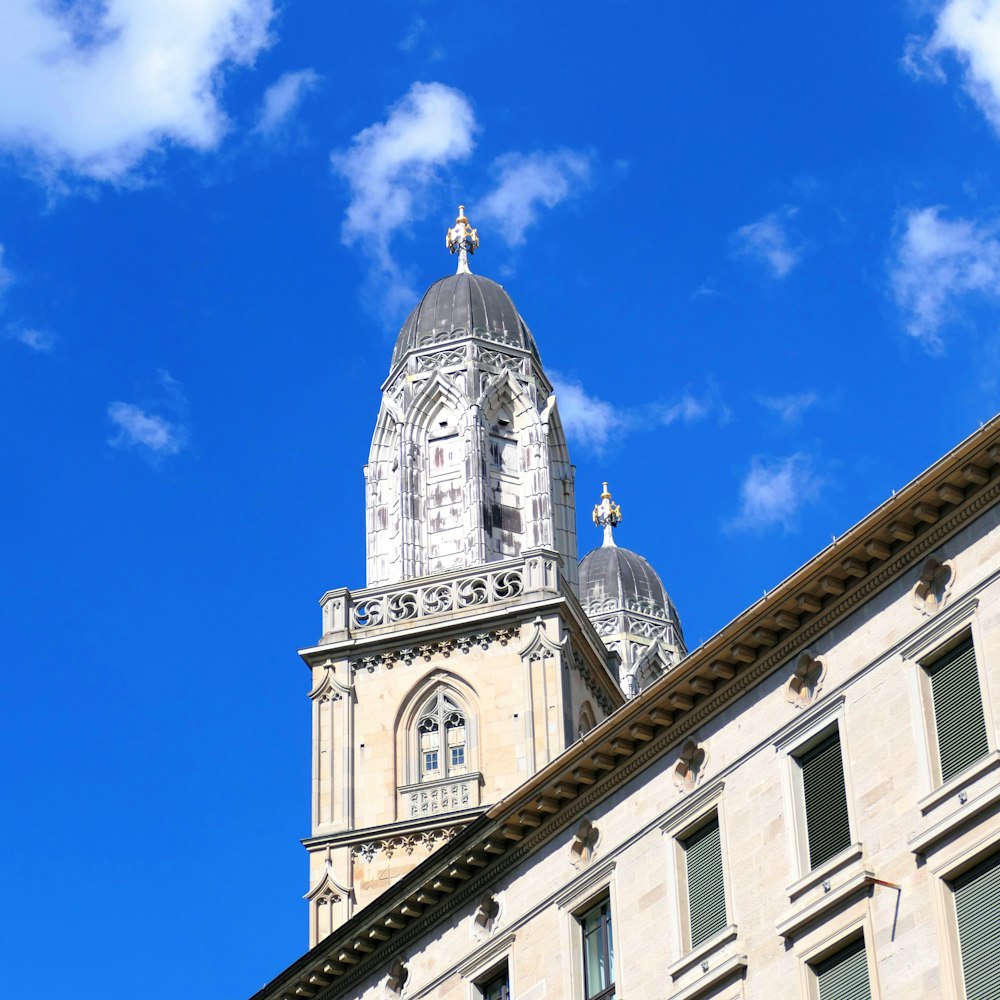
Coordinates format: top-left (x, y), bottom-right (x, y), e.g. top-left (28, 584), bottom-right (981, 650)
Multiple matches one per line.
top-left (394, 670), bottom-right (481, 790)
top-left (304, 866), bottom-right (352, 946)
top-left (401, 371), bottom-right (471, 576)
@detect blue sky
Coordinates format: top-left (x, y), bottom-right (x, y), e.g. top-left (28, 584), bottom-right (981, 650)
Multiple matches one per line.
top-left (2, 1), bottom-right (1000, 995)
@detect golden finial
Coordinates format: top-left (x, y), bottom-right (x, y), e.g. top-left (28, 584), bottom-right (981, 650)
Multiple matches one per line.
top-left (592, 482), bottom-right (622, 547)
top-left (446, 205), bottom-right (479, 274)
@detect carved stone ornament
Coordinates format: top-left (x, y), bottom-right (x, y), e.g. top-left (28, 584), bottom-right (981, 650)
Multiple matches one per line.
top-left (673, 739), bottom-right (708, 792)
top-left (786, 652), bottom-right (827, 709)
top-left (472, 891), bottom-right (502, 941)
top-left (349, 826), bottom-right (462, 864)
top-left (349, 627), bottom-right (517, 675)
top-left (386, 958), bottom-right (408, 997)
top-left (569, 817), bottom-right (600, 868)
top-left (912, 556), bottom-right (956, 616)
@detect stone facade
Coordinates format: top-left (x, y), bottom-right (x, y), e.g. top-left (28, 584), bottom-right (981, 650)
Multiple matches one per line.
top-left (254, 412), bottom-right (1000, 1000)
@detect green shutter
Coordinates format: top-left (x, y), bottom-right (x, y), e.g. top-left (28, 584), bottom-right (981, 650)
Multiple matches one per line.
top-left (929, 640), bottom-right (989, 783)
top-left (800, 732), bottom-right (852, 869)
top-left (683, 815), bottom-right (727, 947)
top-left (953, 852), bottom-right (1000, 1000)
top-left (815, 937), bottom-right (872, 1000)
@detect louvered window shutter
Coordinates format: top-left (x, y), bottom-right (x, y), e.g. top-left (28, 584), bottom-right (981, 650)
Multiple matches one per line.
top-left (929, 640), bottom-right (989, 783)
top-left (815, 937), bottom-right (872, 1000)
top-left (683, 816), bottom-right (727, 947)
top-left (800, 731), bottom-right (852, 869)
top-left (953, 852), bottom-right (1000, 1000)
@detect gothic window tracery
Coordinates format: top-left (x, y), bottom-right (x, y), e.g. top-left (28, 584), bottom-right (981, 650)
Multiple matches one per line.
top-left (417, 690), bottom-right (469, 782)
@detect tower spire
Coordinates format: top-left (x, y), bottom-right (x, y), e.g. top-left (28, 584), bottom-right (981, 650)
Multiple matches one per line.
top-left (445, 205), bottom-right (479, 274)
top-left (592, 482), bottom-right (622, 548)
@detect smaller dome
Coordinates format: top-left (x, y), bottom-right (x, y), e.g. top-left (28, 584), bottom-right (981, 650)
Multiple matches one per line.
top-left (391, 272), bottom-right (540, 370)
top-left (579, 545), bottom-right (682, 630)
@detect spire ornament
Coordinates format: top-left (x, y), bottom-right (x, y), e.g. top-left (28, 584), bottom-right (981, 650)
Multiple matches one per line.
top-left (446, 205), bottom-right (479, 274)
top-left (592, 482), bottom-right (622, 548)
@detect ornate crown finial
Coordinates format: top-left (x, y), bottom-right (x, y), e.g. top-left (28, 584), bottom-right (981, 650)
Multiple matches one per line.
top-left (592, 482), bottom-right (622, 547)
top-left (446, 205), bottom-right (479, 274)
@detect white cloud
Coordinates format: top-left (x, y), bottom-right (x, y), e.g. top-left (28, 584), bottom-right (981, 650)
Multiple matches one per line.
top-left (399, 16), bottom-right (427, 53)
top-left (914, 0), bottom-right (1000, 135)
top-left (254, 69), bottom-right (321, 135)
top-left (727, 454), bottom-right (822, 533)
top-left (890, 206), bottom-right (1000, 351)
top-left (331, 81), bottom-right (476, 312)
top-left (0, 0), bottom-right (275, 181)
top-left (550, 372), bottom-right (726, 452)
top-left (758, 390), bottom-right (819, 423)
top-left (731, 207), bottom-right (802, 278)
top-left (0, 244), bottom-right (12, 294)
top-left (477, 150), bottom-right (592, 246)
top-left (107, 370), bottom-right (188, 458)
top-left (10, 327), bottom-right (56, 353)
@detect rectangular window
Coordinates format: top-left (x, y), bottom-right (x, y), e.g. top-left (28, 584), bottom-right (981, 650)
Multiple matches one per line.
top-left (423, 750), bottom-right (439, 773)
top-left (450, 745), bottom-right (465, 768)
top-left (952, 852), bottom-right (1000, 1000)
top-left (928, 639), bottom-right (989, 783)
top-left (812, 936), bottom-right (872, 1000)
top-left (798, 730), bottom-right (852, 869)
top-left (580, 899), bottom-right (615, 1000)
top-left (681, 814), bottom-right (727, 948)
top-left (479, 966), bottom-right (510, 1000)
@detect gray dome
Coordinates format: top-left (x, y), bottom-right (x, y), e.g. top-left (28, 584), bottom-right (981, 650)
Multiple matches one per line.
top-left (579, 545), bottom-right (682, 630)
top-left (391, 272), bottom-right (540, 369)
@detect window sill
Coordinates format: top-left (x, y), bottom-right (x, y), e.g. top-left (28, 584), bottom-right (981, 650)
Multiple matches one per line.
top-left (918, 750), bottom-right (1000, 815)
top-left (667, 955), bottom-right (748, 1000)
top-left (776, 870), bottom-right (874, 941)
top-left (909, 780), bottom-right (1000, 857)
top-left (786, 842), bottom-right (863, 901)
top-left (668, 924), bottom-right (738, 980)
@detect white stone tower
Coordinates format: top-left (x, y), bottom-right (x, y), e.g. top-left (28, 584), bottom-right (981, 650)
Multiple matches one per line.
top-left (364, 207), bottom-right (578, 589)
top-left (298, 211), bottom-right (623, 945)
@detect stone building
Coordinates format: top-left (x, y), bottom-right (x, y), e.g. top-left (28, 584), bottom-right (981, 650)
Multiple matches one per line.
top-left (251, 212), bottom-right (1000, 1000)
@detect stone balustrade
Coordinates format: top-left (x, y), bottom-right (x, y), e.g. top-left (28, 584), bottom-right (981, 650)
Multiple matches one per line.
top-left (318, 549), bottom-right (564, 644)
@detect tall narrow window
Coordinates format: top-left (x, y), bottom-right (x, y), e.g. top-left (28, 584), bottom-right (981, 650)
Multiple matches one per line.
top-left (479, 966), bottom-right (510, 1000)
top-left (952, 852), bottom-right (1000, 1000)
top-left (681, 814), bottom-right (727, 948)
top-left (813, 937), bottom-right (872, 1000)
top-left (798, 729), bottom-right (852, 869)
top-left (928, 638), bottom-right (989, 783)
top-left (417, 691), bottom-right (468, 782)
top-left (581, 899), bottom-right (615, 1000)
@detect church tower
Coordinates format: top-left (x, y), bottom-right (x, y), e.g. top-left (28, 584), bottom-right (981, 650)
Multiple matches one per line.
top-left (299, 211), bottom-right (624, 945)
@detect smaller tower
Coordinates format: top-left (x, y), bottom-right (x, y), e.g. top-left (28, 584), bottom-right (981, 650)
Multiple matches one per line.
top-left (579, 483), bottom-right (686, 695)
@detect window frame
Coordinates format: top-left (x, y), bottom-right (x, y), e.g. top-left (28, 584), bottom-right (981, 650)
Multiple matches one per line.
top-left (902, 593), bottom-right (996, 802)
top-left (662, 781), bottom-right (738, 978)
top-left (579, 897), bottom-right (615, 1000)
top-left (460, 931), bottom-right (516, 1000)
top-left (927, 837), bottom-right (1000, 1000)
top-left (776, 697), bottom-right (861, 883)
top-left (555, 859), bottom-right (620, 1000)
top-left (803, 929), bottom-right (877, 1000)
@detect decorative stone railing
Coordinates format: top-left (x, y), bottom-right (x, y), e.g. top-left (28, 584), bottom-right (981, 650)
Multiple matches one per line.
top-left (318, 550), bottom-right (563, 643)
top-left (399, 774), bottom-right (482, 818)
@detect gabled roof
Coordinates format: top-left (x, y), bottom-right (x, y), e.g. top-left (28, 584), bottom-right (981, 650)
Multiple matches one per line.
top-left (252, 414), bottom-right (1000, 1000)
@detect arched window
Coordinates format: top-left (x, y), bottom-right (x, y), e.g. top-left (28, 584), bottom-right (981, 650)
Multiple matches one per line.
top-left (417, 690), bottom-right (468, 782)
